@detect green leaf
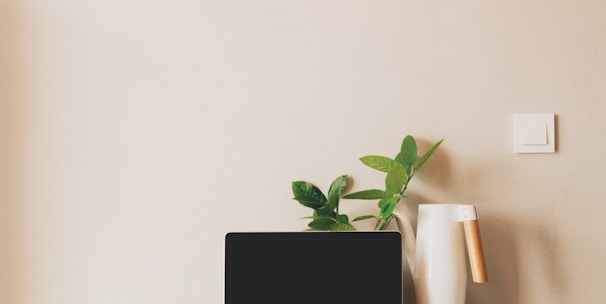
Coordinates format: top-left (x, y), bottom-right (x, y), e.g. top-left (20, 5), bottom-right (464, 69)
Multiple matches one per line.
top-left (327, 175), bottom-right (348, 211)
top-left (308, 217), bottom-right (335, 230)
top-left (399, 135), bottom-right (418, 168)
top-left (337, 214), bottom-right (349, 224)
top-left (394, 152), bottom-right (405, 166)
top-left (329, 222), bottom-right (356, 231)
top-left (360, 155), bottom-right (398, 173)
top-left (380, 199), bottom-right (398, 219)
top-left (352, 215), bottom-right (377, 222)
top-left (378, 198), bottom-right (388, 209)
top-left (414, 139), bottom-right (444, 171)
top-left (292, 181), bottom-right (327, 209)
top-left (314, 207), bottom-right (335, 218)
top-left (343, 189), bottom-right (386, 200)
top-left (385, 162), bottom-right (408, 195)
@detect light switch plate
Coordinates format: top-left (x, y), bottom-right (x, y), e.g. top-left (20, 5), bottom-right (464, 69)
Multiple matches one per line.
top-left (513, 113), bottom-right (555, 153)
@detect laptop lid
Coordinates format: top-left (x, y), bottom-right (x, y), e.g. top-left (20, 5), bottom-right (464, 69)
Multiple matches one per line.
top-left (225, 232), bottom-right (402, 304)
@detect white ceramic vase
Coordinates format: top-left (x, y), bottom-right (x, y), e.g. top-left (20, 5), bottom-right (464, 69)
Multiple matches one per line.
top-left (414, 204), bottom-right (468, 304)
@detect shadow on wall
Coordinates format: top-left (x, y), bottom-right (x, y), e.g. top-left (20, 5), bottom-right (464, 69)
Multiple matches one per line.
top-left (399, 193), bottom-right (511, 304)
top-left (414, 138), bottom-right (567, 304)
top-left (415, 138), bottom-right (522, 303)
top-left (466, 215), bottom-right (520, 304)
top-left (469, 214), bottom-right (568, 304)
top-left (0, 2), bottom-right (21, 303)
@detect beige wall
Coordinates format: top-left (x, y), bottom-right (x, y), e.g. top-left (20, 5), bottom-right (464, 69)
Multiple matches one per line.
top-left (1, 0), bottom-right (606, 303)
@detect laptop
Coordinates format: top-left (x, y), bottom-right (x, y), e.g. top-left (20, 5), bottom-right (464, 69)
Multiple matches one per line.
top-left (225, 231), bottom-right (402, 304)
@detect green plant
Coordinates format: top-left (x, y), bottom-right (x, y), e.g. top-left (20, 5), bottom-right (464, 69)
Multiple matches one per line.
top-left (344, 135), bottom-right (443, 230)
top-left (292, 175), bottom-right (356, 231)
top-left (291, 135), bottom-right (443, 231)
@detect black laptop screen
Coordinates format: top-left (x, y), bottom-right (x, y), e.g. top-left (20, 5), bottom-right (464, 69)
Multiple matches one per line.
top-left (225, 232), bottom-right (402, 304)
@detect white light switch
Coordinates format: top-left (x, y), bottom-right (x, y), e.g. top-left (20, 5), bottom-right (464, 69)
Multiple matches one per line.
top-left (520, 120), bottom-right (547, 145)
top-left (514, 113), bottom-right (555, 153)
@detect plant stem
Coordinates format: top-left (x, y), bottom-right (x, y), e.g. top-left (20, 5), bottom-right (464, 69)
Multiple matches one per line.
top-left (374, 218), bottom-right (383, 230)
top-left (380, 215), bottom-right (394, 230)
top-left (374, 215), bottom-right (396, 230)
